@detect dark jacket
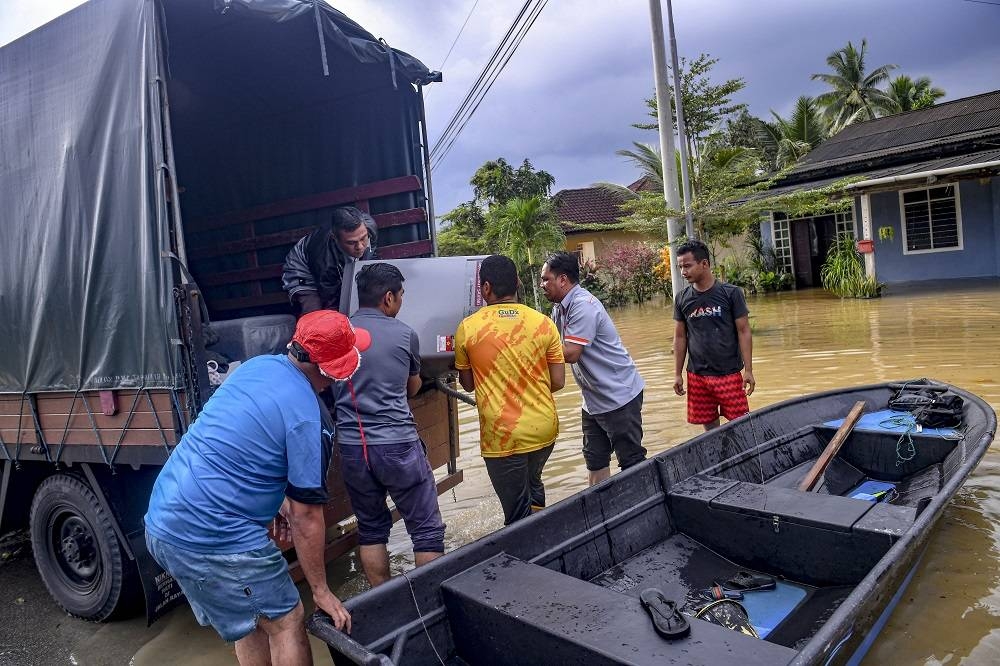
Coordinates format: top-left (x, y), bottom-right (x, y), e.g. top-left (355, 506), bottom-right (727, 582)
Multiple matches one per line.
top-left (281, 219), bottom-right (377, 313)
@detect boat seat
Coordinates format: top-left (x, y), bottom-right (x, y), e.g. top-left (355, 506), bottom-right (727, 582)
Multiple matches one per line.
top-left (668, 475), bottom-right (916, 586)
top-left (441, 552), bottom-right (797, 665)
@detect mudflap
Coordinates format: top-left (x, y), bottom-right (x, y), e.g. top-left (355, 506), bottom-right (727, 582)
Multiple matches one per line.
top-left (131, 528), bottom-right (186, 625)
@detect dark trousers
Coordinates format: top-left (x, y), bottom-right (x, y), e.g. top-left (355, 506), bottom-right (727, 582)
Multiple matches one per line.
top-left (581, 391), bottom-right (646, 471)
top-left (483, 443), bottom-right (555, 525)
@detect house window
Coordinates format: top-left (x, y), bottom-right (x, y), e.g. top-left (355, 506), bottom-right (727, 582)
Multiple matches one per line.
top-left (835, 210), bottom-right (855, 241)
top-left (899, 185), bottom-right (962, 254)
top-left (771, 214), bottom-right (793, 273)
top-left (575, 241), bottom-right (596, 264)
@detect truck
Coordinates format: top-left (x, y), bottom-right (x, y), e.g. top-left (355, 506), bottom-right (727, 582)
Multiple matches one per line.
top-left (0, 0), bottom-right (465, 623)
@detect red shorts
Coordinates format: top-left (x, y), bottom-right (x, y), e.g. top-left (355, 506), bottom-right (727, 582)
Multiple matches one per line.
top-left (687, 372), bottom-right (749, 425)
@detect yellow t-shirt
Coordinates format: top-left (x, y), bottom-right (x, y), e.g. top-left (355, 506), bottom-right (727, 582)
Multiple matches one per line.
top-left (454, 303), bottom-right (564, 457)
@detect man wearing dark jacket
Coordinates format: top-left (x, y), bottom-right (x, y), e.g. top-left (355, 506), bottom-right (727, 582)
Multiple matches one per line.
top-left (282, 206), bottom-right (378, 314)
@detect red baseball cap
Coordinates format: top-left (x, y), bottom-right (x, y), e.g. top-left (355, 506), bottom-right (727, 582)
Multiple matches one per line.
top-left (291, 310), bottom-right (372, 381)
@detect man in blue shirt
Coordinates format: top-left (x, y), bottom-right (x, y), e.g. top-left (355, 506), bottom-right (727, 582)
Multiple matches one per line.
top-left (144, 310), bottom-right (369, 664)
top-left (336, 263), bottom-right (446, 587)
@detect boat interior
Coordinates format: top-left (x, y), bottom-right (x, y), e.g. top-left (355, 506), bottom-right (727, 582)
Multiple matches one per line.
top-left (333, 392), bottom-right (986, 666)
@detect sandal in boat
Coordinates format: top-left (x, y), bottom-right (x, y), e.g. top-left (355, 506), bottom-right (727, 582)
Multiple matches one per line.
top-left (640, 588), bottom-right (691, 639)
top-left (701, 584), bottom-right (744, 601)
top-left (715, 571), bottom-right (776, 592)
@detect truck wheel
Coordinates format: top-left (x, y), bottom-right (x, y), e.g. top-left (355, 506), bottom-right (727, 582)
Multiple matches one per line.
top-left (29, 474), bottom-right (139, 621)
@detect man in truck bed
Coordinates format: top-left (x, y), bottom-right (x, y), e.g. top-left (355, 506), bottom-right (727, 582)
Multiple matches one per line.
top-left (282, 206), bottom-right (378, 314)
top-left (144, 311), bottom-right (365, 663)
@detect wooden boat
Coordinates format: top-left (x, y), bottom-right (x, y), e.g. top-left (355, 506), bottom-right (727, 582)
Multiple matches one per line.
top-left (308, 380), bottom-right (996, 665)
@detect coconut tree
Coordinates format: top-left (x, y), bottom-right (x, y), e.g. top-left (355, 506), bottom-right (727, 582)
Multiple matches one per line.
top-left (884, 75), bottom-right (946, 113)
top-left (811, 39), bottom-right (897, 126)
top-left (485, 196), bottom-right (565, 310)
top-left (756, 96), bottom-right (830, 171)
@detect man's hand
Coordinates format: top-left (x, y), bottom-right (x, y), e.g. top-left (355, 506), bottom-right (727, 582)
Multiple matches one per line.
top-left (673, 374), bottom-right (685, 396)
top-left (314, 586), bottom-right (352, 633)
top-left (743, 370), bottom-right (756, 397)
top-left (272, 499), bottom-right (293, 544)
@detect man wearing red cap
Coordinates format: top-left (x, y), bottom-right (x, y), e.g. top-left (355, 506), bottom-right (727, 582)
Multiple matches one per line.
top-left (144, 310), bottom-right (369, 664)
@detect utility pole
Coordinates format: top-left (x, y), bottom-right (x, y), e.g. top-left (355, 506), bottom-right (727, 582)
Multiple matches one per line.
top-left (666, 0), bottom-right (695, 239)
top-left (647, 0), bottom-right (686, 299)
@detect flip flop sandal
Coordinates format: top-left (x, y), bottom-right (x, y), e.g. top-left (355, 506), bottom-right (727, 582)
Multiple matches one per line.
top-left (715, 571), bottom-right (776, 592)
top-left (701, 584), bottom-right (744, 601)
top-left (640, 588), bottom-right (691, 639)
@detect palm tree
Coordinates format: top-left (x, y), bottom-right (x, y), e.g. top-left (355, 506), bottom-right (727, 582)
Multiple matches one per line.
top-left (811, 39), bottom-right (897, 125)
top-left (486, 197), bottom-right (565, 310)
top-left (884, 75), bottom-right (945, 113)
top-left (757, 96), bottom-right (830, 171)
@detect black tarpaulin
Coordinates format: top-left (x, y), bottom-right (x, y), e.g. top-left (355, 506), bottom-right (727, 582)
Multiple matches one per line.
top-left (0, 0), bottom-right (439, 393)
top-left (0, 0), bottom-right (178, 393)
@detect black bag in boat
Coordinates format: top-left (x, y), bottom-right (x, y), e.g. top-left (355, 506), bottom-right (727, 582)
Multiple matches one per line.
top-left (694, 599), bottom-right (759, 639)
top-left (889, 384), bottom-right (963, 428)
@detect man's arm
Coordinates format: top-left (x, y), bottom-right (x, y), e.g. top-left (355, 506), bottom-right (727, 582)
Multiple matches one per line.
top-left (458, 369), bottom-right (475, 392)
top-left (673, 320), bottom-right (687, 396)
top-left (562, 342), bottom-right (583, 364)
top-left (281, 235), bottom-right (319, 304)
top-left (548, 363), bottom-right (566, 392)
top-left (407, 374), bottom-right (422, 397)
top-left (735, 315), bottom-right (755, 396)
top-left (283, 498), bottom-right (351, 632)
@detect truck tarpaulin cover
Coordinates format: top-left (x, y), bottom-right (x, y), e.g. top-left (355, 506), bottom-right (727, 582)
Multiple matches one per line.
top-left (0, 0), bottom-right (438, 394)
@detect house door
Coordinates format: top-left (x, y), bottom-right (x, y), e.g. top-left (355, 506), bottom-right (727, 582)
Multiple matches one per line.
top-left (790, 220), bottom-right (816, 287)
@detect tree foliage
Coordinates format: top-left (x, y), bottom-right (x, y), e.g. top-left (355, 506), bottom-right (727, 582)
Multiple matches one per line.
top-left (636, 54), bottom-right (747, 159)
top-left (811, 39), bottom-right (897, 125)
top-left (484, 196), bottom-right (564, 310)
top-left (884, 75), bottom-right (945, 113)
top-left (470, 158), bottom-right (555, 208)
top-left (756, 96), bottom-right (830, 172)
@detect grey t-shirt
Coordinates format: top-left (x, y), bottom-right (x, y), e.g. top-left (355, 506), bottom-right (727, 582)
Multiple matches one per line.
top-left (335, 308), bottom-right (420, 445)
top-left (552, 284), bottom-right (645, 415)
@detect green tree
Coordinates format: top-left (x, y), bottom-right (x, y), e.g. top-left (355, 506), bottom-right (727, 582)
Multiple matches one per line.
top-left (635, 53), bottom-right (747, 164)
top-left (438, 157), bottom-right (556, 260)
top-left (471, 158), bottom-right (555, 208)
top-left (811, 39), bottom-right (897, 126)
top-left (756, 96), bottom-right (830, 171)
top-left (484, 196), bottom-right (564, 310)
top-left (884, 75), bottom-right (945, 113)
top-left (436, 203), bottom-right (488, 256)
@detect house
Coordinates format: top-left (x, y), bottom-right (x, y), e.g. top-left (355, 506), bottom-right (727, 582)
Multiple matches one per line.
top-left (553, 179), bottom-right (656, 263)
top-left (762, 89), bottom-right (1000, 288)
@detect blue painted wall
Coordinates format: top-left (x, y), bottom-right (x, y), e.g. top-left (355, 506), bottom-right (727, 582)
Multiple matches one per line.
top-left (872, 177), bottom-right (999, 283)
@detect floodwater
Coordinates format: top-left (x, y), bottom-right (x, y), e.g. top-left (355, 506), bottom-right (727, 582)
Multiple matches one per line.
top-left (35, 280), bottom-right (1000, 664)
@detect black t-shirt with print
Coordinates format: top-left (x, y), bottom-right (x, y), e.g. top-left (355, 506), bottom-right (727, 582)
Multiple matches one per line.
top-left (673, 281), bottom-right (749, 376)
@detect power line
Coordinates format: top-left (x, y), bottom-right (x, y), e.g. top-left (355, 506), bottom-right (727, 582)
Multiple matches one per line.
top-left (430, 0), bottom-right (534, 164)
top-left (430, 0), bottom-right (549, 171)
top-left (437, 0), bottom-right (480, 72)
top-left (961, 0), bottom-right (1000, 6)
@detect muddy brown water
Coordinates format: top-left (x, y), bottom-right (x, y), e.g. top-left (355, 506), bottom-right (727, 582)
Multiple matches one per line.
top-left (28, 281), bottom-right (1000, 664)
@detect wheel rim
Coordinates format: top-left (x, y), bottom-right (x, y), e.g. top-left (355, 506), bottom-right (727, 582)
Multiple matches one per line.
top-left (48, 508), bottom-right (102, 593)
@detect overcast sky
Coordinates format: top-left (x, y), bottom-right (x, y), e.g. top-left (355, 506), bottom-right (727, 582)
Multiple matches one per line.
top-left (3, 0), bottom-right (999, 218)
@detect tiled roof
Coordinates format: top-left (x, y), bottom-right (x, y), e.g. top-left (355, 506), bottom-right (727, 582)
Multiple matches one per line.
top-left (553, 186), bottom-right (636, 231)
top-left (786, 89), bottom-right (1000, 181)
top-left (627, 175), bottom-right (661, 193)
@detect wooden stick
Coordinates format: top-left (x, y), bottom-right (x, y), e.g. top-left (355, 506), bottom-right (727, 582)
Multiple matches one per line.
top-left (798, 401), bottom-right (866, 492)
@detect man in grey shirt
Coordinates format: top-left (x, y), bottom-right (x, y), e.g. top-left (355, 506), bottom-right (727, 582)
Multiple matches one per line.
top-left (541, 251), bottom-right (646, 486)
top-left (335, 263), bottom-right (445, 586)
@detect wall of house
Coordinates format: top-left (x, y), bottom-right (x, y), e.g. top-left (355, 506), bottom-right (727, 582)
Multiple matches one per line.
top-left (564, 231), bottom-right (654, 264)
top-left (871, 177), bottom-right (999, 284)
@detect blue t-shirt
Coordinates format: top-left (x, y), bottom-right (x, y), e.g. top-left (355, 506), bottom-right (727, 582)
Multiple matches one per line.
top-left (144, 355), bottom-right (333, 554)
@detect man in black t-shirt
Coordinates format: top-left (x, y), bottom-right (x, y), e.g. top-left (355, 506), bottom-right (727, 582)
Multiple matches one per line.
top-left (672, 240), bottom-right (755, 430)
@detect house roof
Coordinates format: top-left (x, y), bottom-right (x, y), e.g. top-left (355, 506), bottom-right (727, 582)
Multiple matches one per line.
top-left (626, 175), bottom-right (661, 193)
top-left (781, 89), bottom-right (1000, 185)
top-left (553, 185), bottom-right (636, 232)
top-left (764, 147), bottom-right (1000, 198)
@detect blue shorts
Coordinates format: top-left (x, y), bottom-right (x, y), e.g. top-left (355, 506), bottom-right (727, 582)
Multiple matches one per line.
top-left (339, 439), bottom-right (446, 553)
top-left (145, 532), bottom-right (300, 641)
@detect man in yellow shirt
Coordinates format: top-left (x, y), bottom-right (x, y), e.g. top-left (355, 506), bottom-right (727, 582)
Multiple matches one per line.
top-left (454, 255), bottom-right (565, 525)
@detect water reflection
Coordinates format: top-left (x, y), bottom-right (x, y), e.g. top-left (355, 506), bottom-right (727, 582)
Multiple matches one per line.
top-left (133, 281), bottom-right (1000, 665)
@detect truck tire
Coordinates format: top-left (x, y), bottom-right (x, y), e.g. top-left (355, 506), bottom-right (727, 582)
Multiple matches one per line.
top-left (29, 474), bottom-right (139, 621)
